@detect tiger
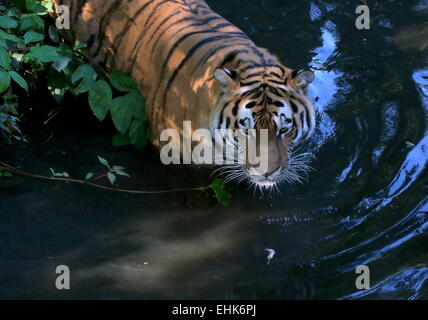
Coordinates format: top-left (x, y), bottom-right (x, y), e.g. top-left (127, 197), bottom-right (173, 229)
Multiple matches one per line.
top-left (54, 0), bottom-right (316, 189)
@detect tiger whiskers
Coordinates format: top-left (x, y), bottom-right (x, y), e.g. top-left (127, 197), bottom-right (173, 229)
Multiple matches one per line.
top-left (279, 149), bottom-right (315, 185)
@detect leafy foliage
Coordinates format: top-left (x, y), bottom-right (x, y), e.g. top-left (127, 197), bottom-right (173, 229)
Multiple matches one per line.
top-left (208, 178), bottom-right (232, 206)
top-left (0, 0), bottom-right (150, 148)
top-left (0, 1), bottom-right (232, 206)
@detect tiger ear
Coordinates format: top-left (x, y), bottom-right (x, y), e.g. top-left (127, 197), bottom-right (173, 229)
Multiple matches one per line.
top-left (214, 68), bottom-right (239, 88)
top-left (291, 69), bottom-right (315, 89)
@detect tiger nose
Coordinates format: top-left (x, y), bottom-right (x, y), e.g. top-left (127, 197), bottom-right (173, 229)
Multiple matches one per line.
top-left (263, 167), bottom-right (281, 177)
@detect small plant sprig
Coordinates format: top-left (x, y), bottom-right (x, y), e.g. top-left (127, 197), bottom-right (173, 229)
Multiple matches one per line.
top-left (0, 156), bottom-right (232, 206)
top-left (96, 155), bottom-right (130, 186)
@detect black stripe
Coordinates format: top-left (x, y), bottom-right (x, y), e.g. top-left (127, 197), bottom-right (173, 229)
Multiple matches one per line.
top-left (302, 103), bottom-right (312, 131)
top-left (92, 0), bottom-right (122, 54)
top-left (146, 10), bottom-right (183, 44)
top-left (220, 50), bottom-right (242, 68)
top-left (218, 103), bottom-right (228, 128)
top-left (268, 86), bottom-right (281, 96)
top-left (110, 0), bottom-right (157, 55)
top-left (275, 64), bottom-right (286, 75)
top-left (290, 100), bottom-right (298, 113)
top-left (240, 80), bottom-right (259, 87)
top-left (250, 91), bottom-right (263, 100)
top-left (159, 22), bottom-right (245, 77)
top-left (127, 10), bottom-right (182, 73)
top-left (159, 30), bottom-right (219, 77)
top-left (300, 112), bottom-right (305, 128)
top-left (225, 117), bottom-right (231, 128)
top-left (143, 0), bottom-right (172, 28)
top-left (232, 100), bottom-right (240, 116)
top-left (267, 79), bottom-right (284, 85)
top-left (162, 34), bottom-right (248, 104)
top-left (193, 45), bottom-right (248, 74)
top-left (241, 87), bottom-right (259, 98)
top-left (269, 71), bottom-right (282, 78)
top-left (240, 72), bottom-right (263, 80)
top-left (242, 63), bottom-right (281, 69)
top-left (238, 63), bottom-right (259, 73)
top-left (210, 22), bottom-right (234, 30)
top-left (277, 86), bottom-right (288, 94)
top-left (153, 16), bottom-right (221, 55)
top-left (292, 96), bottom-right (312, 130)
top-left (251, 47), bottom-right (267, 68)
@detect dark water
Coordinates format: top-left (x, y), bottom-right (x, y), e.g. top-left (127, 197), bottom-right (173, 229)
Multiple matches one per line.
top-left (0, 0), bottom-right (427, 299)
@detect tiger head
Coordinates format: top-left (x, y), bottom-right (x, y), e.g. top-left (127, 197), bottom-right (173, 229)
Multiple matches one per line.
top-left (212, 64), bottom-right (315, 189)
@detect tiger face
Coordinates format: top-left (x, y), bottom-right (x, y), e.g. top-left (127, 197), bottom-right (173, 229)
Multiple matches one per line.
top-left (213, 64), bottom-right (315, 189)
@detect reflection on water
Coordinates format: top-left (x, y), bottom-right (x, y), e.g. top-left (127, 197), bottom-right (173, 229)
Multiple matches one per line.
top-left (308, 20), bottom-right (342, 152)
top-left (0, 0), bottom-right (427, 299)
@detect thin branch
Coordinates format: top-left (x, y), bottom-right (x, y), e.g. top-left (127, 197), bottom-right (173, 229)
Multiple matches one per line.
top-left (0, 161), bottom-right (207, 194)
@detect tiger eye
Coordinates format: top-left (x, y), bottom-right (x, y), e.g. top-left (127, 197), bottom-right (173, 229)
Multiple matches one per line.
top-left (279, 127), bottom-right (290, 135)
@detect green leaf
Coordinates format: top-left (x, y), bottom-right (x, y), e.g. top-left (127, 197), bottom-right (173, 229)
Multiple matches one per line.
top-left (114, 169), bottom-right (130, 177)
top-left (110, 95), bottom-right (134, 134)
top-left (8, 71), bottom-right (28, 92)
top-left (30, 45), bottom-right (61, 63)
top-left (129, 118), bottom-right (150, 149)
top-left (39, 1), bottom-right (53, 12)
top-left (128, 90), bottom-right (146, 120)
top-left (88, 80), bottom-right (112, 121)
top-left (26, 0), bottom-right (51, 15)
top-left (1, 171), bottom-right (13, 178)
top-left (112, 132), bottom-right (131, 147)
top-left (98, 156), bottom-right (110, 168)
top-left (48, 25), bottom-right (60, 43)
top-left (0, 71), bottom-right (11, 93)
top-left (107, 171), bottom-right (116, 185)
top-left (47, 69), bottom-right (70, 103)
top-left (0, 15), bottom-right (18, 28)
top-left (209, 178), bottom-right (231, 206)
top-left (20, 13), bottom-right (44, 31)
top-left (73, 41), bottom-right (87, 51)
top-left (109, 71), bottom-right (138, 92)
top-left (23, 30), bottom-right (44, 44)
top-left (85, 172), bottom-right (94, 180)
top-left (52, 56), bottom-right (71, 72)
top-left (0, 47), bottom-right (11, 69)
top-left (71, 64), bottom-right (97, 94)
top-left (0, 29), bottom-right (22, 42)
